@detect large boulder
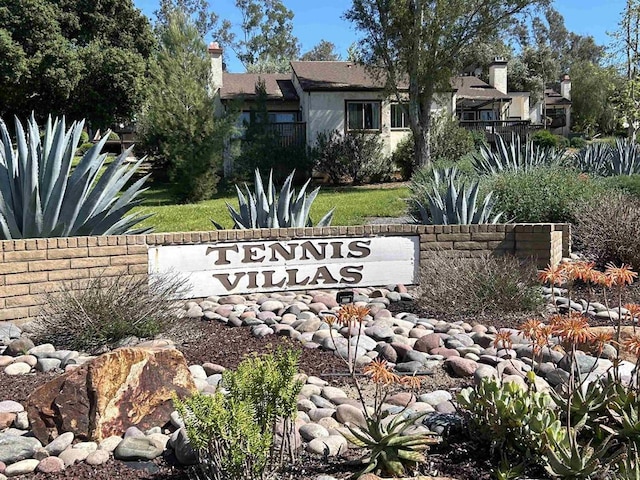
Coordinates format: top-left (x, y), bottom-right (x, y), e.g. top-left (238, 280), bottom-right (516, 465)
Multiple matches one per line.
top-left (27, 347), bottom-right (196, 444)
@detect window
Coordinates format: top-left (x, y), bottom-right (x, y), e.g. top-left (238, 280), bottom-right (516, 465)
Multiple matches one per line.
top-left (461, 111), bottom-right (476, 121)
top-left (267, 112), bottom-right (298, 123)
top-left (480, 110), bottom-right (497, 121)
top-left (391, 103), bottom-right (410, 129)
top-left (346, 101), bottom-right (381, 131)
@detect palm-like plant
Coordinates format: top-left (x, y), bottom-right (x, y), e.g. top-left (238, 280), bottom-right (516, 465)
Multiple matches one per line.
top-left (0, 115), bottom-right (151, 239)
top-left (213, 169), bottom-right (334, 229)
top-left (472, 134), bottom-right (565, 175)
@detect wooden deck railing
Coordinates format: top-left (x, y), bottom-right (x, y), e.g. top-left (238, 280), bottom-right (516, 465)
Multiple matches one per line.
top-left (459, 120), bottom-right (543, 142)
top-left (266, 122), bottom-right (306, 147)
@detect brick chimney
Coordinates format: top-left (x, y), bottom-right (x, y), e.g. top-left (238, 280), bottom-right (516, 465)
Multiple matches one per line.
top-left (208, 42), bottom-right (223, 91)
top-left (488, 57), bottom-right (508, 94)
top-left (560, 74), bottom-right (571, 100)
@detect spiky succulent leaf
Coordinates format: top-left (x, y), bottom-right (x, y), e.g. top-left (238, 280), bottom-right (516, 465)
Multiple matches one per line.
top-left (0, 115), bottom-right (151, 239)
top-left (472, 134), bottom-right (564, 175)
top-left (214, 169), bottom-right (334, 229)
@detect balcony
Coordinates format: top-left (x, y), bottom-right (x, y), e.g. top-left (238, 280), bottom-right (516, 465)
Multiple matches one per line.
top-left (459, 120), bottom-right (542, 143)
top-left (265, 122), bottom-right (306, 148)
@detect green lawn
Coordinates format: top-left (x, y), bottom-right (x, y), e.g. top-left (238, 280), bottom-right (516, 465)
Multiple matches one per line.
top-left (132, 184), bottom-right (411, 232)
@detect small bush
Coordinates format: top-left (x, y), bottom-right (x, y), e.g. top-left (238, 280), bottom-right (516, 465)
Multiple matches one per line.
top-left (570, 136), bottom-right (588, 149)
top-left (532, 130), bottom-right (557, 148)
top-left (311, 130), bottom-right (392, 185)
top-left (598, 174), bottom-right (640, 198)
top-left (76, 142), bottom-right (95, 155)
top-left (35, 273), bottom-right (188, 353)
top-left (108, 131), bottom-right (120, 141)
top-left (80, 130), bottom-right (89, 144)
top-left (488, 166), bottom-right (599, 223)
top-left (390, 114), bottom-right (476, 178)
top-left (572, 191), bottom-right (640, 269)
top-left (416, 253), bottom-right (543, 315)
top-left (175, 348), bottom-right (303, 480)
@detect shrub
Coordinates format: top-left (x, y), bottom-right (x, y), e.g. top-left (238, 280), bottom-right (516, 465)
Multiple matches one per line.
top-left (107, 131), bottom-right (120, 141)
top-left (532, 129), bottom-right (558, 148)
top-left (80, 130), bottom-right (89, 144)
top-left (598, 174), bottom-right (640, 198)
top-left (175, 348), bottom-right (303, 480)
top-left (488, 166), bottom-right (599, 223)
top-left (416, 253), bottom-right (543, 315)
top-left (572, 191), bottom-right (640, 269)
top-left (311, 130), bottom-right (391, 185)
top-left (0, 115), bottom-right (151, 239)
top-left (76, 141), bottom-right (95, 156)
top-left (570, 136), bottom-right (588, 149)
top-left (390, 113), bottom-right (476, 178)
top-left (34, 272), bottom-right (188, 353)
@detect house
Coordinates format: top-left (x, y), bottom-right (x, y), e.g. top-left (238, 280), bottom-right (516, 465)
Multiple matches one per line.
top-left (209, 43), bottom-right (571, 153)
top-left (530, 75), bottom-right (573, 136)
top-left (209, 42), bottom-right (453, 156)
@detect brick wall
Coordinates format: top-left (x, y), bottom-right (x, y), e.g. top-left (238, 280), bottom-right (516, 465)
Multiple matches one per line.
top-left (0, 223), bottom-right (569, 325)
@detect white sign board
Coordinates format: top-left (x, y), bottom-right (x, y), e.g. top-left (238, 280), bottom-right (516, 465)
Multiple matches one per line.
top-left (148, 236), bottom-right (419, 297)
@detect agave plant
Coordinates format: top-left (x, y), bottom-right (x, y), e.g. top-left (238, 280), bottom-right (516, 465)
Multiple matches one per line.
top-left (472, 134), bottom-right (565, 175)
top-left (212, 169), bottom-right (334, 229)
top-left (411, 168), bottom-right (503, 225)
top-left (573, 142), bottom-right (611, 176)
top-left (0, 115), bottom-right (151, 239)
top-left (573, 140), bottom-right (640, 176)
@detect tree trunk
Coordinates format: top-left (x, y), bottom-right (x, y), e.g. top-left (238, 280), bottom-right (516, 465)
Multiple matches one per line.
top-left (410, 93), bottom-right (433, 170)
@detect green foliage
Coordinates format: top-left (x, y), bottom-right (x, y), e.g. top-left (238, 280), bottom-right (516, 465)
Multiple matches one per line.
top-left (80, 130), bottom-right (89, 144)
top-left (572, 191), bottom-right (640, 268)
top-left (175, 392), bottom-right (272, 480)
top-left (137, 9), bottom-right (234, 202)
top-left (544, 429), bottom-right (617, 480)
top-left (216, 0), bottom-right (300, 72)
top-left (391, 114), bottom-right (476, 178)
top-left (343, 412), bottom-right (438, 478)
top-left (107, 132), bottom-right (120, 141)
top-left (417, 253), bottom-right (543, 315)
top-left (0, 0), bottom-right (153, 128)
top-left (598, 174), bottom-right (640, 198)
top-left (235, 80), bottom-right (313, 183)
top-left (532, 129), bottom-right (559, 148)
top-left (489, 166), bottom-right (598, 223)
top-left (176, 349), bottom-right (303, 480)
top-left (570, 137), bottom-right (588, 149)
top-left (213, 169), bottom-right (334, 229)
top-left (76, 142), bottom-right (95, 156)
top-left (300, 39), bottom-right (341, 61)
top-left (0, 115), bottom-right (150, 239)
top-left (35, 272), bottom-right (187, 353)
top-left (458, 375), bottom-right (561, 457)
top-left (311, 130), bottom-right (391, 185)
top-left (472, 134), bottom-right (565, 175)
top-left (410, 167), bottom-right (502, 225)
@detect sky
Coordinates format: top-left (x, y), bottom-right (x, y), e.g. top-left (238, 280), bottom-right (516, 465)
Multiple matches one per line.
top-left (132, 0), bottom-right (628, 73)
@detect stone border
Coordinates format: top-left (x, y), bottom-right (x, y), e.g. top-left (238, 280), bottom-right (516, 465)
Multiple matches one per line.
top-left (0, 223), bottom-right (569, 324)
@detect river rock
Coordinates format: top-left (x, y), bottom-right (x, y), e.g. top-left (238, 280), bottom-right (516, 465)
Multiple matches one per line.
top-left (0, 435), bottom-right (41, 464)
top-left (114, 436), bottom-right (164, 460)
top-left (4, 459), bottom-right (38, 476)
top-left (36, 456), bottom-right (65, 473)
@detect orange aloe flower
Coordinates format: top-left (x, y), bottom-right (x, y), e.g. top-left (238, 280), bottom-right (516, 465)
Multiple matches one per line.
top-left (591, 330), bottom-right (614, 356)
top-left (538, 264), bottom-right (566, 286)
top-left (604, 263), bottom-right (638, 287)
top-left (622, 335), bottom-right (640, 359)
top-left (572, 261), bottom-right (597, 283)
top-left (401, 375), bottom-right (423, 390)
top-left (519, 318), bottom-right (544, 341)
top-left (590, 270), bottom-right (608, 287)
top-left (494, 330), bottom-right (513, 350)
top-left (363, 359), bottom-right (400, 385)
top-left (550, 312), bottom-right (594, 345)
top-left (625, 303), bottom-right (640, 322)
top-left (336, 304), bottom-right (370, 326)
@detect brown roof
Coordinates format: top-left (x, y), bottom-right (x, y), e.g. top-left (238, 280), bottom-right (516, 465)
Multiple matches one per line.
top-left (291, 61), bottom-right (390, 91)
top-left (452, 76), bottom-right (510, 100)
top-left (220, 73), bottom-right (298, 101)
top-left (544, 88), bottom-right (571, 106)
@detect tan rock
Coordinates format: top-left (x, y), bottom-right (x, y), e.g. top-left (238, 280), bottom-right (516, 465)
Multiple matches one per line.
top-left (27, 347), bottom-right (196, 443)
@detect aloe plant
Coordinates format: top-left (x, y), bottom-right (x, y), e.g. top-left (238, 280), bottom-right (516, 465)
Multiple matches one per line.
top-left (213, 169), bottom-right (334, 229)
top-left (411, 168), bottom-right (503, 225)
top-left (0, 115), bottom-right (151, 239)
top-left (573, 142), bottom-right (611, 176)
top-left (472, 134), bottom-right (565, 175)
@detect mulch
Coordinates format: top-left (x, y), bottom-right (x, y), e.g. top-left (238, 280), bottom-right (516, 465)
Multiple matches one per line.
top-left (1, 301), bottom-right (538, 480)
